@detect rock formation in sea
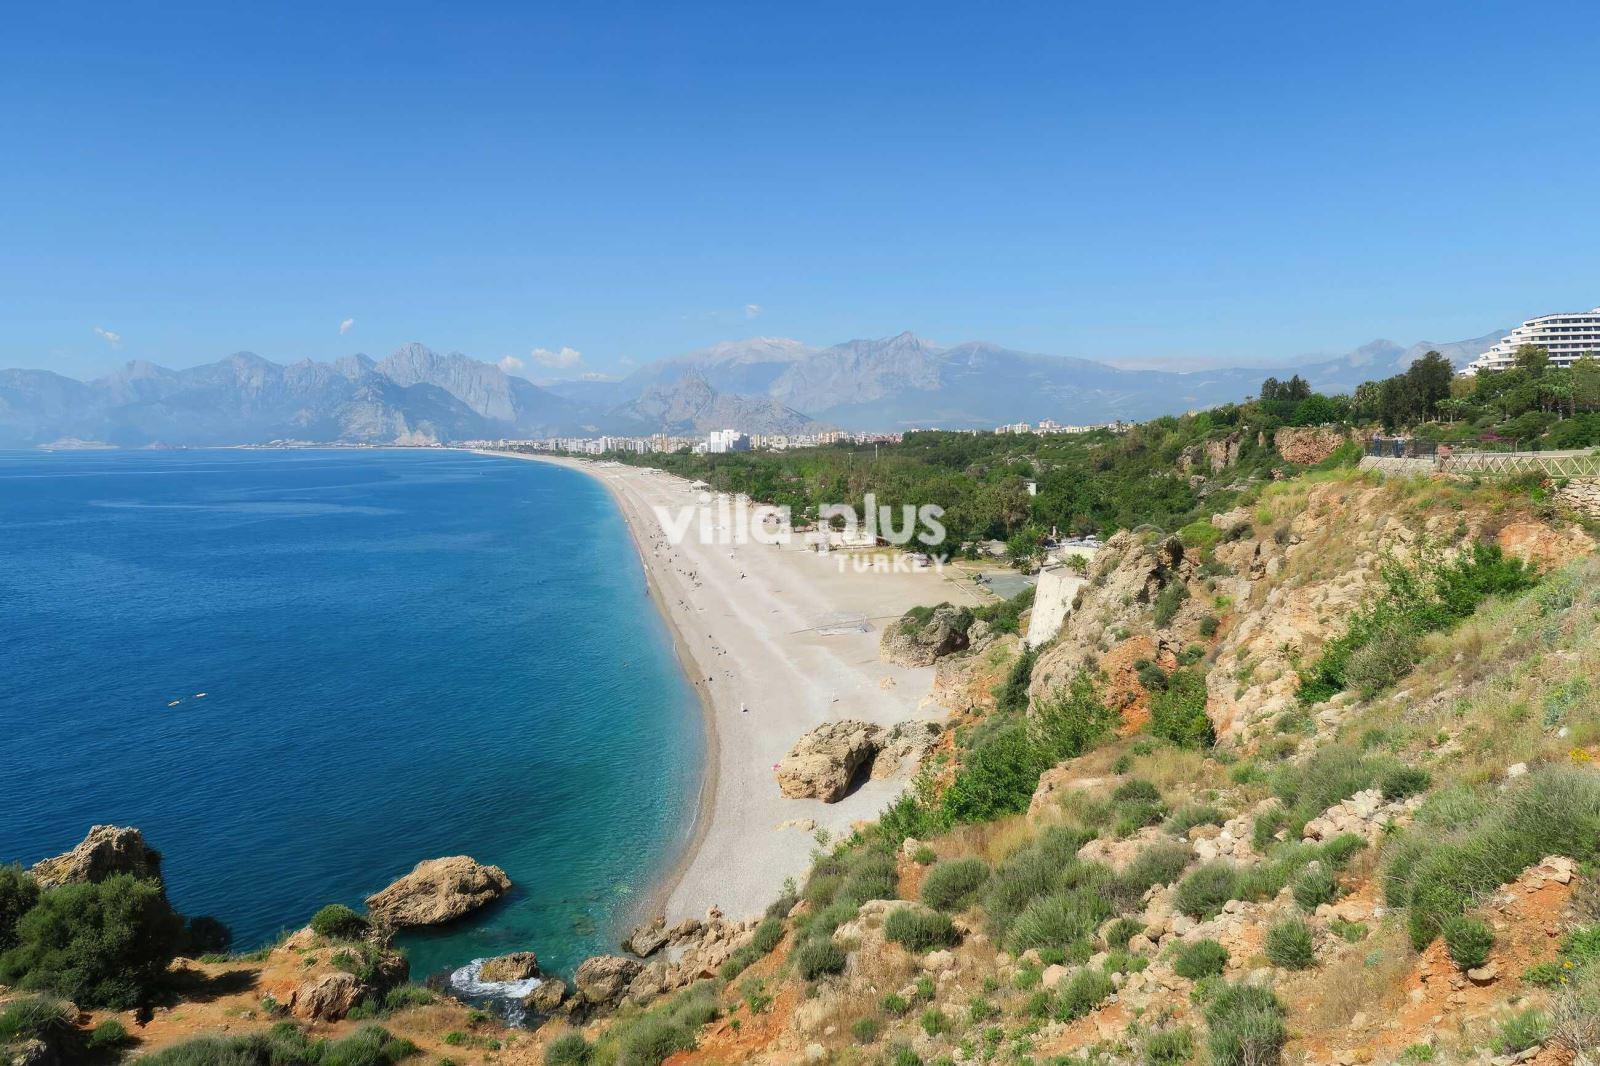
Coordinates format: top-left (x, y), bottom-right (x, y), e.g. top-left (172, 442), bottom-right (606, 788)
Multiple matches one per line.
top-left (29, 824), bottom-right (162, 888)
top-left (478, 951), bottom-right (541, 983)
top-left (364, 855), bottom-right (511, 927)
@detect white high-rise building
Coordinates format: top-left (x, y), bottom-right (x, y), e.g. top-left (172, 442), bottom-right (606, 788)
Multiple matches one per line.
top-left (1466, 306), bottom-right (1600, 374)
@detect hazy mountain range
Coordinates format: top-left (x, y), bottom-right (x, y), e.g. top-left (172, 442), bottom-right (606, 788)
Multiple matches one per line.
top-left (0, 330), bottom-right (1506, 448)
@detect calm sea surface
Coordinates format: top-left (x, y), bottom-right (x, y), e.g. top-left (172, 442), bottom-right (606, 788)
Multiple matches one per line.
top-left (0, 449), bottom-right (702, 987)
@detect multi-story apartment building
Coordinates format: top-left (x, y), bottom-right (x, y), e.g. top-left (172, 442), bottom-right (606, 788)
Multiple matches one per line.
top-left (1466, 306), bottom-right (1600, 373)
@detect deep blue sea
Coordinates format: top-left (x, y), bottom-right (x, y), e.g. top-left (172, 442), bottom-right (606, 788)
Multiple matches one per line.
top-left (0, 449), bottom-right (702, 988)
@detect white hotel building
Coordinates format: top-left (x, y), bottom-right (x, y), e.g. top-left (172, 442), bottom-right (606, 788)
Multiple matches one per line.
top-left (1466, 306), bottom-right (1600, 374)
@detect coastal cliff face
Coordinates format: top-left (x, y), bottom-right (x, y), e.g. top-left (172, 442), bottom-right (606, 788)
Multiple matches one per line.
top-left (515, 470), bottom-right (1600, 1065)
top-left (1028, 474), bottom-right (1594, 745)
top-left (20, 470), bottom-right (1600, 1066)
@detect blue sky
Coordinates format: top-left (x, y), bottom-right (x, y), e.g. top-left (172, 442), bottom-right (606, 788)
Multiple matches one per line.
top-left (5, 1), bottom-right (1598, 381)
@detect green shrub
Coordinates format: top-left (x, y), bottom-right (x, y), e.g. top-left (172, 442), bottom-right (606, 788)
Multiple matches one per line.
top-left (792, 938), bottom-right (846, 980)
top-left (1054, 968), bottom-right (1114, 1021)
top-left (1493, 1008), bottom-right (1551, 1055)
top-left (0, 873), bottom-right (184, 1008)
top-left (1199, 614), bottom-right (1220, 638)
top-left (1381, 765), bottom-right (1431, 802)
top-left (837, 1018), bottom-right (873, 1045)
top-left (309, 903), bottom-right (369, 941)
top-left (1172, 939), bottom-right (1229, 980)
top-left (1204, 982), bottom-right (1287, 1066)
top-left (1299, 543), bottom-right (1536, 703)
top-left (1442, 916), bottom-right (1494, 970)
top-left (1153, 582), bottom-right (1189, 627)
top-left (88, 1017), bottom-right (132, 1051)
top-left (1029, 669), bottom-right (1116, 765)
top-left (0, 865), bottom-right (41, 953)
top-left (545, 1032), bottom-right (590, 1065)
top-left (1265, 918), bottom-right (1316, 970)
top-left (995, 648), bottom-right (1038, 716)
top-left (1006, 888), bottom-right (1111, 957)
top-left (1118, 841), bottom-right (1194, 899)
top-left (1142, 1025), bottom-right (1195, 1066)
top-left (919, 1007), bottom-right (949, 1036)
top-left (1113, 778), bottom-right (1161, 803)
top-left (618, 1016), bottom-right (695, 1065)
top-left (0, 995), bottom-right (74, 1047)
top-left (1292, 863), bottom-right (1339, 911)
top-left (885, 908), bottom-right (958, 953)
top-left (751, 916), bottom-right (784, 954)
top-left (920, 858), bottom-right (989, 912)
top-left (981, 826), bottom-right (1096, 940)
top-left (1343, 623), bottom-right (1421, 697)
top-left (142, 1024), bottom-right (419, 1066)
top-left (1105, 917), bottom-right (1144, 949)
top-left (1149, 669), bottom-right (1215, 748)
top-left (352, 984), bottom-right (422, 1017)
top-left (1394, 767), bottom-right (1600, 949)
top-left (1175, 861), bottom-right (1242, 919)
top-left (881, 992), bottom-right (910, 1015)
top-left (1166, 803), bottom-right (1225, 835)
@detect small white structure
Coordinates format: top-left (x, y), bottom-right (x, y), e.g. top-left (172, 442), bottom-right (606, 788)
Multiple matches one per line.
top-left (1025, 544), bottom-right (1097, 649)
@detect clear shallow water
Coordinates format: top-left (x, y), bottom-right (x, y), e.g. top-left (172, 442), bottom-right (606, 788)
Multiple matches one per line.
top-left (0, 449), bottom-right (702, 988)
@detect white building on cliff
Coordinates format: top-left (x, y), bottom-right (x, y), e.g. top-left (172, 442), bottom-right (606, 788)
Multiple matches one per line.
top-left (1466, 306), bottom-right (1600, 373)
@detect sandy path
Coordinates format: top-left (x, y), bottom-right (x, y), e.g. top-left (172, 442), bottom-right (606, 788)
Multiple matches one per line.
top-left (474, 451), bottom-right (983, 922)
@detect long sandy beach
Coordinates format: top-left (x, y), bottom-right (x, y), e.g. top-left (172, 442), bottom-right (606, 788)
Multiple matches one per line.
top-left (477, 451), bottom-right (984, 922)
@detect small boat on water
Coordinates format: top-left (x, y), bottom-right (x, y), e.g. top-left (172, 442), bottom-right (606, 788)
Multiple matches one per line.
top-left (194, 692), bottom-right (207, 698)
top-left (167, 700), bottom-right (181, 707)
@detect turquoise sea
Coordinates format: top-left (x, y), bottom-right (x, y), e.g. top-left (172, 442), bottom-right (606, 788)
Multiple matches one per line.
top-left (0, 449), bottom-right (703, 993)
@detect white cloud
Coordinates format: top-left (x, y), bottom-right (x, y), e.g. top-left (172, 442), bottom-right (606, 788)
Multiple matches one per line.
top-left (531, 345), bottom-right (583, 369)
top-left (339, 317), bottom-right (355, 335)
top-left (93, 326), bottom-right (122, 347)
top-left (744, 303), bottom-right (763, 319)
top-left (498, 355), bottom-right (526, 375)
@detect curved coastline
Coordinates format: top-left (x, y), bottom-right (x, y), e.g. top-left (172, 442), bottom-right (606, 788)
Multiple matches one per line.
top-left (471, 448), bottom-right (982, 925)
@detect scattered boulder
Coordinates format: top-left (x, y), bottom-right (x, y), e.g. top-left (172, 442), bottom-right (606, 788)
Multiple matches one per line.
top-left (29, 825), bottom-right (161, 888)
top-left (776, 720), bottom-right (886, 801)
top-left (623, 915), bottom-right (669, 957)
top-left (364, 856), bottom-right (510, 928)
top-left (573, 955), bottom-right (642, 1008)
top-left (288, 970), bottom-right (364, 1021)
top-left (478, 952), bottom-right (540, 983)
top-left (870, 720), bottom-right (943, 779)
top-left (880, 604), bottom-right (970, 667)
top-left (522, 976), bottom-right (567, 1014)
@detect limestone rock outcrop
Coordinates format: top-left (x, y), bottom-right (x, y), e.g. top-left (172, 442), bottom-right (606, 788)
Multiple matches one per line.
top-left (880, 604), bottom-right (970, 667)
top-left (776, 720), bottom-right (886, 801)
top-left (522, 976), bottom-right (568, 1014)
top-left (870, 720), bottom-right (943, 779)
top-left (364, 856), bottom-right (511, 928)
top-left (1274, 425), bottom-right (1349, 465)
top-left (29, 825), bottom-right (162, 888)
top-left (288, 971), bottom-right (364, 1021)
top-left (573, 955), bottom-right (641, 1008)
top-left (478, 951), bottom-right (541, 983)
top-left (623, 915), bottom-right (670, 957)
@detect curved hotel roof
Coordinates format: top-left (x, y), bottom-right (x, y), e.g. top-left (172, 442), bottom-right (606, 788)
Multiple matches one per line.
top-left (1466, 306), bottom-right (1600, 373)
